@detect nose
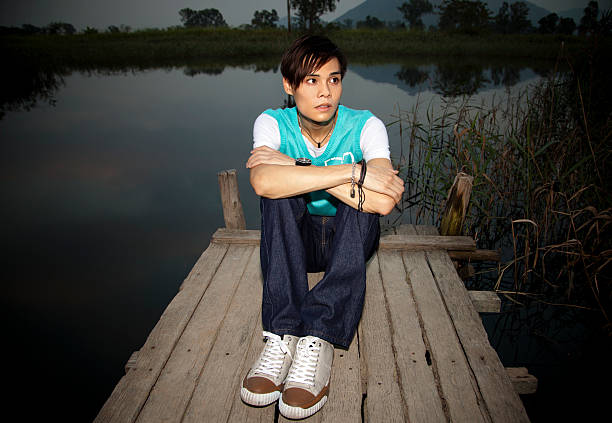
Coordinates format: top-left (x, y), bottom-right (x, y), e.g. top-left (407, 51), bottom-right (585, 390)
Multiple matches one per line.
top-left (319, 81), bottom-right (331, 97)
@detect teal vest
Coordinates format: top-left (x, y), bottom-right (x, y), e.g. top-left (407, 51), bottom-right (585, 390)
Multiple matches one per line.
top-left (264, 105), bottom-right (373, 216)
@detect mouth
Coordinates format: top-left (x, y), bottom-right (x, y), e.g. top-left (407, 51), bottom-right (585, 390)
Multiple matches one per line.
top-left (315, 103), bottom-right (334, 112)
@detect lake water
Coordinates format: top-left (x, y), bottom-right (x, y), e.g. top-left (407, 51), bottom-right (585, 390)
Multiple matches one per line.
top-left (2, 60), bottom-right (607, 422)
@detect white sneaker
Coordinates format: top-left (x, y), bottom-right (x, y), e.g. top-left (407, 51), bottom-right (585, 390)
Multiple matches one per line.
top-left (279, 336), bottom-right (334, 419)
top-left (240, 331), bottom-right (299, 406)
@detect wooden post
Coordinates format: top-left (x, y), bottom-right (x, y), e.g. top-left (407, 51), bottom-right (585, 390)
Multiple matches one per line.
top-left (439, 171), bottom-right (473, 236)
top-left (440, 172), bottom-right (474, 280)
top-left (217, 169), bottom-right (246, 230)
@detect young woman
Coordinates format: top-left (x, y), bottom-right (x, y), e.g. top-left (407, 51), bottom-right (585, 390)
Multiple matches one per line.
top-left (242, 34), bottom-right (404, 419)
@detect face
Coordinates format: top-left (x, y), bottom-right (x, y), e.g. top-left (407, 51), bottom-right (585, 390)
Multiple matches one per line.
top-left (283, 58), bottom-right (343, 124)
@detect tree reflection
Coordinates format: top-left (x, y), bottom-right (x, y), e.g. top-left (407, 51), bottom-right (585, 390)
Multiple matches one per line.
top-left (395, 66), bottom-right (429, 87)
top-left (0, 64), bottom-right (66, 119)
top-left (490, 64), bottom-right (521, 87)
top-left (432, 63), bottom-right (490, 97)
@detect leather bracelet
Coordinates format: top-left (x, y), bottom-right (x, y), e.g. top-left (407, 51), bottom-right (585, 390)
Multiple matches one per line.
top-left (357, 160), bottom-right (366, 212)
top-left (358, 159), bottom-right (367, 186)
top-left (350, 162), bottom-right (357, 198)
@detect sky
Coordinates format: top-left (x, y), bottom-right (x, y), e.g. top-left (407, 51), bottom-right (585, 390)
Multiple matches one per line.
top-left (0, 0), bottom-right (609, 30)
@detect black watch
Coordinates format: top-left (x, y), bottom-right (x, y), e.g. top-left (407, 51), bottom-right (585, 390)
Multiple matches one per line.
top-left (295, 157), bottom-right (312, 166)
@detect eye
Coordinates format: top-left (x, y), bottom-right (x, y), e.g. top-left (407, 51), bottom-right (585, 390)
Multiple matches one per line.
top-left (305, 77), bottom-right (317, 84)
top-left (330, 76), bottom-right (340, 84)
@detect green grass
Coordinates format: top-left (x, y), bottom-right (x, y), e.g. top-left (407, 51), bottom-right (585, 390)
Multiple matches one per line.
top-left (1, 27), bottom-right (598, 70)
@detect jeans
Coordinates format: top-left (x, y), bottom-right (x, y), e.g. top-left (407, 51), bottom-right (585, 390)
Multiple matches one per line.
top-left (259, 196), bottom-right (380, 348)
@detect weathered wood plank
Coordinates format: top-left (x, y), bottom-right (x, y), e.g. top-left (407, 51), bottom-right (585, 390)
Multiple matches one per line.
top-left (182, 245), bottom-right (263, 423)
top-left (211, 227), bottom-right (476, 252)
top-left (134, 245), bottom-right (255, 423)
top-left (506, 367), bottom-right (538, 395)
top-left (211, 228), bottom-right (261, 245)
top-left (448, 249), bottom-right (501, 262)
top-left (318, 332), bottom-right (361, 423)
top-left (218, 169), bottom-right (246, 230)
top-left (225, 320), bottom-right (276, 422)
top-left (378, 249), bottom-right (447, 422)
top-left (402, 249), bottom-right (488, 422)
top-left (469, 290), bottom-right (502, 313)
top-left (94, 242), bottom-right (229, 423)
top-left (417, 225), bottom-right (530, 423)
top-left (379, 234), bottom-right (476, 251)
top-left (360, 253), bottom-right (408, 422)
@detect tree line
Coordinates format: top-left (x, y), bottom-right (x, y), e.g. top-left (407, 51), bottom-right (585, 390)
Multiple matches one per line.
top-left (377, 0), bottom-right (609, 35)
top-left (1, 1), bottom-right (609, 37)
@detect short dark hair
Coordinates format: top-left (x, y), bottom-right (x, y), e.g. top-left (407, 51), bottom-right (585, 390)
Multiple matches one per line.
top-left (280, 35), bottom-right (347, 90)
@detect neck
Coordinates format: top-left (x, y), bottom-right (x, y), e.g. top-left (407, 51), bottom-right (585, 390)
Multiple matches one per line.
top-left (297, 108), bottom-right (338, 139)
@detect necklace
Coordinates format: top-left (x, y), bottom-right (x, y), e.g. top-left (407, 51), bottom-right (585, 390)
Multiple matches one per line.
top-left (297, 110), bottom-right (337, 149)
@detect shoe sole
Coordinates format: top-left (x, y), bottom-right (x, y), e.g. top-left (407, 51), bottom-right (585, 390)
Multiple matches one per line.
top-left (240, 387), bottom-right (281, 407)
top-left (278, 394), bottom-right (328, 419)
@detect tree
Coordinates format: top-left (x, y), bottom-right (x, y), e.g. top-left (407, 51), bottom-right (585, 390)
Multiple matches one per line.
top-left (46, 22), bottom-right (76, 35)
top-left (538, 13), bottom-right (558, 34)
top-left (557, 17), bottom-right (576, 35)
top-left (290, 0), bottom-right (340, 30)
top-left (438, 0), bottom-right (491, 34)
top-left (252, 9), bottom-right (279, 28)
top-left (356, 15), bottom-right (385, 29)
top-left (509, 1), bottom-right (531, 33)
top-left (179, 8), bottom-right (227, 28)
top-left (398, 0), bottom-right (433, 30)
top-left (21, 24), bottom-right (42, 35)
top-left (578, 1), bottom-right (598, 35)
top-left (494, 2), bottom-right (511, 33)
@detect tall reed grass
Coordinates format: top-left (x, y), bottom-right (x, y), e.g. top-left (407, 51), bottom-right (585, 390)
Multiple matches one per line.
top-left (387, 42), bottom-right (611, 331)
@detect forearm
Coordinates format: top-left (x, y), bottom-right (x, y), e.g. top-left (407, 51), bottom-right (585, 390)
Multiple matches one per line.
top-left (250, 164), bottom-right (352, 199)
top-left (326, 183), bottom-right (397, 215)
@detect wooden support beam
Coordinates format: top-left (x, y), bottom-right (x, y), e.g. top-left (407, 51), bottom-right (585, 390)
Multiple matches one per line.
top-left (125, 350), bottom-right (138, 374)
top-left (506, 367), bottom-right (538, 394)
top-left (448, 249), bottom-right (501, 262)
top-left (217, 169), bottom-right (246, 230)
top-left (211, 228), bottom-right (477, 251)
top-left (378, 234), bottom-right (476, 251)
top-left (468, 290), bottom-right (501, 313)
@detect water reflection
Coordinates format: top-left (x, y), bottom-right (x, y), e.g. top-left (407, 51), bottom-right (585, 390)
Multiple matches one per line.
top-left (0, 58), bottom-right (559, 422)
top-left (0, 62), bottom-right (66, 119)
top-left (1, 57), bottom-right (556, 119)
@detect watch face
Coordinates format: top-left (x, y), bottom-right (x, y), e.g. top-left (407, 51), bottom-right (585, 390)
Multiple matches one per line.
top-left (296, 157), bottom-right (312, 166)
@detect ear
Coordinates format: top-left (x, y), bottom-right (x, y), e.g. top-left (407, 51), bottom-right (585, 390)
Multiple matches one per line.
top-left (282, 78), bottom-right (294, 96)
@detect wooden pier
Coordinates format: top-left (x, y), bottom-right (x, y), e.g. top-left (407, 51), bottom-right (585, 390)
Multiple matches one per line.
top-left (95, 169), bottom-right (534, 422)
top-left (95, 225), bottom-right (534, 422)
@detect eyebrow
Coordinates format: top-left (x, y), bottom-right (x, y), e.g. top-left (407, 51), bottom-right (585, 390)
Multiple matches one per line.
top-left (306, 71), bottom-right (342, 77)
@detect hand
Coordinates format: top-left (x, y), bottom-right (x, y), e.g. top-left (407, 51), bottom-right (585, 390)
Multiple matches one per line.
top-left (246, 146), bottom-right (295, 168)
top-left (361, 164), bottom-right (404, 204)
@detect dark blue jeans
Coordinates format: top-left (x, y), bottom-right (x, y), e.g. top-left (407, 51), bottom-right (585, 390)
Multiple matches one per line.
top-left (259, 196), bottom-right (380, 348)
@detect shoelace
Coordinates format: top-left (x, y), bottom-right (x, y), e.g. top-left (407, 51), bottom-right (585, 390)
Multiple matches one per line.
top-left (285, 337), bottom-right (320, 386)
top-left (253, 331), bottom-right (292, 377)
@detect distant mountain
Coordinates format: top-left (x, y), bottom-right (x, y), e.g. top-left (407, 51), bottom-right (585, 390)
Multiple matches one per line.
top-left (334, 0), bottom-right (555, 28)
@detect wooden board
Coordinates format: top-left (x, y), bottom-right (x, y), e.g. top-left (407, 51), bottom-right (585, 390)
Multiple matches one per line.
top-left (134, 245), bottom-right (255, 423)
top-left (182, 246), bottom-right (263, 422)
top-left (417, 225), bottom-right (530, 423)
top-left (402, 249), bottom-right (488, 422)
top-left (211, 228), bottom-right (476, 252)
top-left (359, 253), bottom-right (408, 421)
top-left (377, 249), bottom-right (447, 422)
